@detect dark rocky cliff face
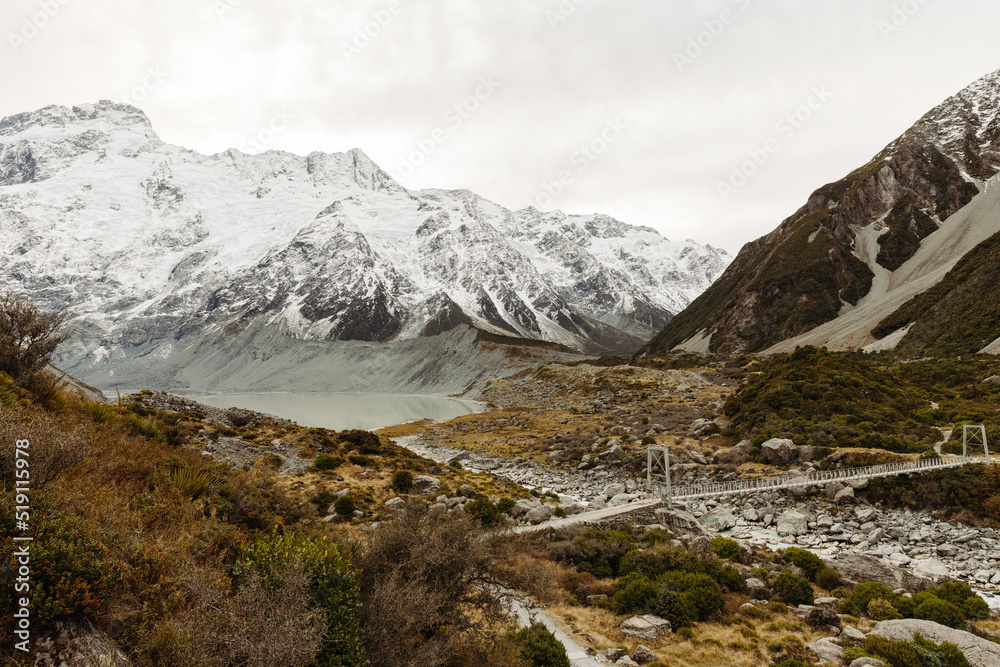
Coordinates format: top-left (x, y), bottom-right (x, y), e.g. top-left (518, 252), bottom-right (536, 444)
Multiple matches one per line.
top-left (645, 69), bottom-right (1000, 356)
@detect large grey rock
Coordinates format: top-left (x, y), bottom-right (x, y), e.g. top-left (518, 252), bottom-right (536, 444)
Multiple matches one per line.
top-left (457, 484), bottom-right (478, 499)
top-left (619, 614), bottom-right (671, 640)
top-left (511, 498), bottom-right (541, 517)
top-left (840, 625), bottom-right (866, 646)
top-left (834, 553), bottom-right (931, 592)
top-left (776, 509), bottom-right (809, 536)
top-left (834, 486), bottom-right (856, 504)
top-left (718, 440), bottom-right (754, 465)
top-left (807, 637), bottom-right (843, 663)
top-left (525, 505), bottom-right (554, 524)
top-left (604, 648), bottom-right (628, 662)
top-left (411, 475), bottom-right (443, 494)
top-left (699, 506), bottom-right (737, 532)
top-left (615, 657), bottom-right (639, 667)
top-left (632, 645), bottom-right (656, 664)
top-left (761, 438), bottom-right (798, 465)
top-left (384, 496), bottom-right (405, 509)
top-left (912, 558), bottom-right (951, 581)
top-left (655, 508), bottom-right (714, 538)
top-left (850, 658), bottom-right (885, 667)
top-left (560, 501), bottom-right (586, 516)
top-left (869, 619), bottom-right (1000, 667)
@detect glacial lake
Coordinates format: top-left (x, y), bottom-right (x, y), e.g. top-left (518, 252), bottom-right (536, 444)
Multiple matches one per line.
top-left (179, 392), bottom-right (484, 431)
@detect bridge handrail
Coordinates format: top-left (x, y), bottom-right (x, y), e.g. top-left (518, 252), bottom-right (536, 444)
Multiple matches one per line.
top-left (655, 455), bottom-right (989, 502)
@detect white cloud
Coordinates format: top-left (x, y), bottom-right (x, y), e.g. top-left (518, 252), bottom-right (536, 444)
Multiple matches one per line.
top-left (2, 0), bottom-right (998, 254)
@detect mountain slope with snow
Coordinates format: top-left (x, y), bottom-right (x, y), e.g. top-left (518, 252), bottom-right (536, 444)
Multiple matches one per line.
top-left (0, 101), bottom-right (730, 390)
top-left (644, 68), bottom-right (1000, 356)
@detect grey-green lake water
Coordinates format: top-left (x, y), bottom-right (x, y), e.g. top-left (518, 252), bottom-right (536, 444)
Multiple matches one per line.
top-left (181, 392), bottom-right (484, 431)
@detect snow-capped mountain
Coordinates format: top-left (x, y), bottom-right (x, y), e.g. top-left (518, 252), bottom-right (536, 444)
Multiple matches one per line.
top-left (0, 101), bottom-right (729, 389)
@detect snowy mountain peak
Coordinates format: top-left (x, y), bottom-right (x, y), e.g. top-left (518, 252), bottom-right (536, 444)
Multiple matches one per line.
top-left (0, 101), bottom-right (730, 388)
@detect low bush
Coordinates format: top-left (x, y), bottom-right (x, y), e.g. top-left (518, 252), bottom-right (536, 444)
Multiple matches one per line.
top-left (334, 494), bottom-right (357, 518)
top-left (859, 633), bottom-right (970, 667)
top-left (841, 581), bottom-right (897, 616)
top-left (465, 497), bottom-right (506, 528)
top-left (709, 536), bottom-right (741, 561)
top-left (507, 623), bottom-right (571, 667)
top-left (914, 596), bottom-right (965, 628)
top-left (390, 469), bottom-right (413, 494)
top-left (782, 547), bottom-right (825, 581)
top-left (867, 597), bottom-right (903, 621)
top-left (315, 454), bottom-right (341, 471)
top-left (772, 571), bottom-right (814, 606)
top-left (815, 566), bottom-right (843, 590)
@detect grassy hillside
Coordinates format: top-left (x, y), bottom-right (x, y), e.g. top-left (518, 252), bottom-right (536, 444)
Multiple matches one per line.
top-left (722, 348), bottom-right (1000, 454)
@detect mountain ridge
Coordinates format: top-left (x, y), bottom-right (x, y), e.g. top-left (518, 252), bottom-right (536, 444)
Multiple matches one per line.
top-left (0, 100), bottom-right (730, 390)
top-left (644, 68), bottom-right (1000, 357)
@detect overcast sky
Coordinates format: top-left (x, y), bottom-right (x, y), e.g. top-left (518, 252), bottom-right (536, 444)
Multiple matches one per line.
top-left (3, 0), bottom-right (999, 255)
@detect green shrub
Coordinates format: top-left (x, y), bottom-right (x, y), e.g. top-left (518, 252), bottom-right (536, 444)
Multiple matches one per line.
top-left (334, 494), bottom-right (356, 518)
top-left (915, 596), bottom-right (965, 628)
top-left (496, 497), bottom-right (516, 514)
top-left (662, 572), bottom-right (725, 621)
top-left (862, 633), bottom-right (970, 667)
top-left (772, 571), bottom-right (814, 606)
top-left (928, 581), bottom-right (980, 609)
top-left (465, 497), bottom-right (505, 528)
top-left (842, 581), bottom-right (896, 616)
top-left (962, 595), bottom-right (990, 620)
top-left (339, 429), bottom-right (381, 454)
top-left (390, 470), bottom-right (413, 494)
top-left (782, 547), bottom-right (825, 581)
top-left (553, 529), bottom-right (635, 579)
top-left (867, 597), bottom-right (902, 621)
top-left (814, 566), bottom-right (842, 590)
top-left (615, 572), bottom-right (657, 615)
top-left (507, 623), bottom-right (571, 667)
top-left (651, 588), bottom-right (696, 629)
top-left (315, 454), bottom-right (341, 471)
top-left (709, 536), bottom-right (742, 561)
top-left (554, 506), bottom-right (567, 518)
top-left (234, 529), bottom-right (368, 667)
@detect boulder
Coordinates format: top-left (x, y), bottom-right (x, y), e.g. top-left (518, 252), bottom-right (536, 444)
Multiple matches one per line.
top-left (457, 484), bottom-right (478, 499)
top-left (699, 507), bottom-right (737, 532)
top-left (807, 637), bottom-right (844, 664)
top-left (603, 482), bottom-right (626, 497)
top-left (619, 615), bottom-right (671, 640)
top-left (813, 597), bottom-right (840, 610)
top-left (834, 553), bottom-right (931, 592)
top-left (834, 487), bottom-right (856, 504)
top-left (850, 658), bottom-right (886, 667)
top-left (935, 543), bottom-right (959, 557)
top-left (525, 505), bottom-right (554, 524)
top-left (912, 558), bottom-right (951, 581)
top-left (609, 493), bottom-right (638, 506)
top-left (654, 508), bottom-right (714, 538)
top-left (718, 440), bottom-right (754, 465)
top-left (411, 475), bottom-right (443, 494)
top-left (761, 438), bottom-right (798, 465)
top-left (511, 499), bottom-right (541, 517)
top-left (561, 501), bottom-right (586, 516)
top-left (615, 657), bottom-right (639, 667)
top-left (869, 619), bottom-right (1000, 667)
top-left (587, 594), bottom-right (609, 605)
top-left (825, 481), bottom-right (845, 500)
top-left (776, 509), bottom-right (809, 536)
top-left (840, 625), bottom-right (866, 646)
top-left (603, 648), bottom-right (628, 662)
top-left (384, 497), bottom-right (405, 509)
top-left (632, 645), bottom-right (656, 664)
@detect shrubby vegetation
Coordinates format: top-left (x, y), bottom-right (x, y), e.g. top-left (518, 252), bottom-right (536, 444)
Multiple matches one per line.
top-left (845, 633), bottom-right (970, 667)
top-left (840, 581), bottom-right (989, 628)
